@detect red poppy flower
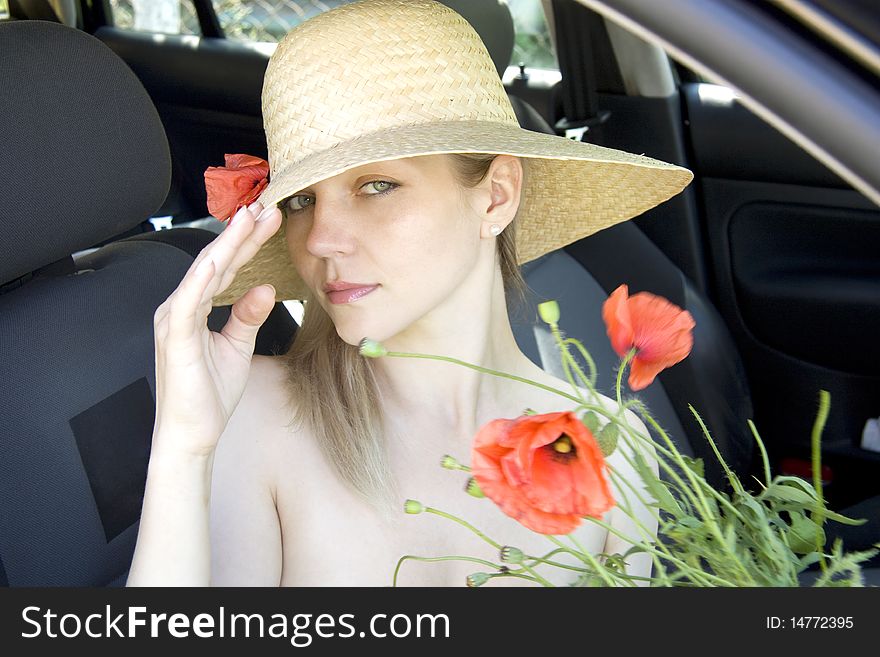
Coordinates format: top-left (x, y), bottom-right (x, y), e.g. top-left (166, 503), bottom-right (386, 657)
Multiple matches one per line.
top-left (471, 411), bottom-right (615, 535)
top-left (204, 153), bottom-right (270, 221)
top-left (602, 284), bottom-right (695, 391)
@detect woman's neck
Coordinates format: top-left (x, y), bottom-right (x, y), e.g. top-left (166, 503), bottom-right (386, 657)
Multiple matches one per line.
top-left (373, 266), bottom-right (537, 444)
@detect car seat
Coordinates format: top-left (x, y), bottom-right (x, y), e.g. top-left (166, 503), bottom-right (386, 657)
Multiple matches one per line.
top-left (0, 19), bottom-right (292, 586)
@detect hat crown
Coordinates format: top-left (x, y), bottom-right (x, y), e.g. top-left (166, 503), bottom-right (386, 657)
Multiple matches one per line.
top-left (262, 0), bottom-right (518, 181)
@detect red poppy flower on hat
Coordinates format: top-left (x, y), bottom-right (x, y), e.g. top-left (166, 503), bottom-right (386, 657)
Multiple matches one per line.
top-left (204, 153), bottom-right (270, 222)
top-left (602, 284), bottom-right (696, 391)
top-left (471, 411), bottom-right (615, 535)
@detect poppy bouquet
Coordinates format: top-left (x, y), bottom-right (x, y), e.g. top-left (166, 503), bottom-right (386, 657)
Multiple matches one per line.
top-left (360, 286), bottom-right (878, 587)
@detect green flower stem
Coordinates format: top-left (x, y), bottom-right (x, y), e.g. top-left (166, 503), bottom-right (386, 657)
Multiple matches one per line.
top-left (549, 324), bottom-right (594, 401)
top-left (423, 507), bottom-right (502, 550)
top-left (625, 406), bottom-right (750, 527)
top-left (488, 572), bottom-right (542, 585)
top-left (545, 536), bottom-right (617, 587)
top-left (609, 363), bottom-right (710, 503)
top-left (811, 390), bottom-right (831, 573)
top-left (602, 571), bottom-right (655, 584)
top-left (392, 555), bottom-right (501, 587)
top-left (516, 562), bottom-right (555, 587)
top-left (383, 351), bottom-right (582, 404)
top-left (567, 534), bottom-right (621, 587)
top-left (550, 325), bottom-right (588, 405)
top-left (584, 516), bottom-right (734, 587)
top-left (600, 466), bottom-right (674, 580)
top-left (525, 549), bottom-right (591, 573)
top-left (614, 348), bottom-right (637, 411)
top-left (689, 404), bottom-right (743, 496)
top-left (607, 419), bottom-right (707, 522)
top-left (545, 536), bottom-right (594, 565)
top-left (749, 419), bottom-right (773, 488)
top-left (564, 338), bottom-right (598, 389)
top-left (634, 406), bottom-right (750, 529)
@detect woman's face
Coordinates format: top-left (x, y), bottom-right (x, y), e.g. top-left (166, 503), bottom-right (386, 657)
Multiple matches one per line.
top-left (283, 155), bottom-right (491, 345)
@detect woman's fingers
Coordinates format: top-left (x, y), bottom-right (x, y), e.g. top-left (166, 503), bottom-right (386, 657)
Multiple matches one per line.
top-left (196, 204), bottom-right (282, 309)
top-left (220, 283), bottom-right (277, 352)
top-left (157, 200), bottom-right (282, 347)
top-left (165, 256), bottom-right (216, 344)
top-left (212, 205), bottom-right (282, 296)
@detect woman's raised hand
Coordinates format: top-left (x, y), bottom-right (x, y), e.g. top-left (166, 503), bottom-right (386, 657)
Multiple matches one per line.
top-left (151, 201), bottom-right (283, 457)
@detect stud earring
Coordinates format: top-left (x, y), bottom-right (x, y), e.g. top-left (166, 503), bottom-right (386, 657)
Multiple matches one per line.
top-left (489, 224), bottom-right (502, 236)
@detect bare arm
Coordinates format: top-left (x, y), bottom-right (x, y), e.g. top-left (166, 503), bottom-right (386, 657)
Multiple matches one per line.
top-left (209, 357), bottom-right (283, 586)
top-left (126, 201), bottom-right (283, 586)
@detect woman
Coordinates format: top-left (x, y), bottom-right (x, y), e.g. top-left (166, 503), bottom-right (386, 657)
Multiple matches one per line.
top-left (127, 0), bottom-right (692, 586)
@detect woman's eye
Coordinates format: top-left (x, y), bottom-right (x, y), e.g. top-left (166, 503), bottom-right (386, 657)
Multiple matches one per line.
top-left (362, 180), bottom-right (397, 195)
top-left (286, 195), bottom-right (314, 212)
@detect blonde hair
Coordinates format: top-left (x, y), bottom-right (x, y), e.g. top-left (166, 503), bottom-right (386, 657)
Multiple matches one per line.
top-left (279, 154), bottom-right (527, 514)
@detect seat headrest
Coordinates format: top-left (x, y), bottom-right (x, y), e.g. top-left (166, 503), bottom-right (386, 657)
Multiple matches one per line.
top-left (8, 0), bottom-right (80, 27)
top-left (439, 0), bottom-right (515, 78)
top-left (0, 20), bottom-right (171, 287)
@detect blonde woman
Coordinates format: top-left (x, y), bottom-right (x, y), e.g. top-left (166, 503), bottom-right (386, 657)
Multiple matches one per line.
top-left (127, 0), bottom-right (692, 587)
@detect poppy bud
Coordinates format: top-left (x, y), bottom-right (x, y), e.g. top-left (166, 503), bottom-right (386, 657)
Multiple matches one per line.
top-left (500, 546), bottom-right (525, 564)
top-left (404, 499), bottom-right (424, 514)
top-left (441, 455), bottom-right (461, 470)
top-left (538, 300), bottom-right (560, 325)
top-left (359, 338), bottom-right (387, 358)
top-left (581, 411), bottom-right (600, 433)
top-left (466, 572), bottom-right (490, 587)
top-left (465, 477), bottom-right (485, 498)
top-left (597, 422), bottom-right (619, 457)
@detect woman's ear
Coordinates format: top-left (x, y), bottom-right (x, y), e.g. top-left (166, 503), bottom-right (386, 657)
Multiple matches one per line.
top-left (481, 155), bottom-right (523, 238)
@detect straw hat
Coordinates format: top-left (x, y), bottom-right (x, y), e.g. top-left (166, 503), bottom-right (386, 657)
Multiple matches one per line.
top-left (211, 0), bottom-right (693, 306)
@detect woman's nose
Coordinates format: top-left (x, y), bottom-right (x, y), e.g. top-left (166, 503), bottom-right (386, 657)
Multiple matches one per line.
top-left (304, 199), bottom-right (356, 259)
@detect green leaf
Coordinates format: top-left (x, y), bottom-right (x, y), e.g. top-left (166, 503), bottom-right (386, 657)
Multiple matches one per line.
top-left (680, 455), bottom-right (705, 478)
top-left (760, 481), bottom-right (816, 505)
top-left (819, 509), bottom-right (869, 527)
top-left (796, 552), bottom-right (823, 572)
top-left (678, 515), bottom-right (703, 529)
top-left (787, 511), bottom-right (826, 555)
top-left (632, 451), bottom-right (681, 516)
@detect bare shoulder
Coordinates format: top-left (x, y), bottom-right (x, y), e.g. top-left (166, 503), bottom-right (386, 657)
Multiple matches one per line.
top-left (219, 354), bottom-right (291, 457)
top-left (208, 354), bottom-right (297, 586)
top-left (523, 367), bottom-right (648, 432)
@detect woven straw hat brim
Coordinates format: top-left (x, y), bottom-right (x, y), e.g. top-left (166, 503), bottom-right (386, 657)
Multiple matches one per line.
top-left (211, 119), bottom-right (692, 306)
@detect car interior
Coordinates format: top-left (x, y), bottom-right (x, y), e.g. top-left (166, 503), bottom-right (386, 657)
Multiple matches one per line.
top-left (1, 0), bottom-right (877, 586)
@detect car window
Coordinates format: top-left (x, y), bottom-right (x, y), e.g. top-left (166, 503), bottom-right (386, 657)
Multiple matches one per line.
top-left (509, 0), bottom-right (557, 70)
top-left (106, 1), bottom-right (557, 72)
top-left (204, 0), bottom-right (558, 72)
top-left (108, 0), bottom-right (201, 35)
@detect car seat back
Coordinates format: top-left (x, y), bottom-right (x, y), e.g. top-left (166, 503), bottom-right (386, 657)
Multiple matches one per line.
top-left (0, 20), bottom-right (193, 585)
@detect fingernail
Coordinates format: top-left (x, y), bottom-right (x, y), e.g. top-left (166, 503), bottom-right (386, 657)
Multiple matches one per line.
top-left (248, 201), bottom-right (264, 215)
top-left (230, 204), bottom-right (249, 225)
top-left (256, 206), bottom-right (275, 222)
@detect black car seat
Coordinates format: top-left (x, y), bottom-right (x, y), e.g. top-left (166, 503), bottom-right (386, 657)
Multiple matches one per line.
top-left (5, 0), bottom-right (80, 26)
top-left (0, 19), bottom-right (292, 586)
top-left (0, 19), bottom-right (177, 586)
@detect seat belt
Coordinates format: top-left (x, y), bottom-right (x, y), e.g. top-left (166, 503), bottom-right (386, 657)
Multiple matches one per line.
top-left (550, 0), bottom-right (611, 143)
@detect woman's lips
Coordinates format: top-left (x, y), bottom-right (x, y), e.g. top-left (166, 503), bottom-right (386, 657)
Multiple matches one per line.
top-left (326, 284), bottom-right (379, 305)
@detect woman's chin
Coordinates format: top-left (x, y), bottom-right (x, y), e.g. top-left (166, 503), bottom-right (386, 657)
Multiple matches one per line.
top-left (334, 321), bottom-right (392, 348)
